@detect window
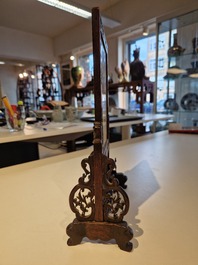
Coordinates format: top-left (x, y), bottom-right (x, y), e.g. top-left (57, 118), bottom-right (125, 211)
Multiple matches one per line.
top-left (128, 35), bottom-right (156, 82)
top-left (126, 30), bottom-right (177, 112)
top-left (158, 57), bottom-right (165, 69)
top-left (149, 57), bottom-right (166, 72)
top-left (149, 36), bottom-right (156, 51)
top-left (78, 53), bottom-right (93, 86)
top-left (149, 59), bottom-right (156, 72)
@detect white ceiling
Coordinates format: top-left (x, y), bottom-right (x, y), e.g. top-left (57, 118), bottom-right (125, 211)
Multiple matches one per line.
top-left (0, 0), bottom-right (122, 38)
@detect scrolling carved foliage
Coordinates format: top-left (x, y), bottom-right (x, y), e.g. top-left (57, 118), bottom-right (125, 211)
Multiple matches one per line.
top-left (69, 155), bottom-right (95, 221)
top-left (69, 152), bottom-right (130, 223)
top-left (102, 155), bottom-right (129, 222)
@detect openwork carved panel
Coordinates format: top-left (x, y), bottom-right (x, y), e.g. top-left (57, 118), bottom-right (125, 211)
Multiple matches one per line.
top-left (69, 152), bottom-right (130, 223)
top-left (69, 155), bottom-right (95, 221)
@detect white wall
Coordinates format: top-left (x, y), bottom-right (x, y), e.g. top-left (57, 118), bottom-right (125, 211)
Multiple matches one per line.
top-left (0, 65), bottom-right (20, 104)
top-left (107, 37), bottom-right (119, 83)
top-left (54, 20), bottom-right (92, 59)
top-left (0, 26), bottom-right (56, 63)
top-left (0, 27), bottom-right (56, 105)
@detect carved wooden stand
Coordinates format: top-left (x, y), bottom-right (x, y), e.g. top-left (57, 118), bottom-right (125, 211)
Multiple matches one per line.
top-left (66, 7), bottom-right (133, 252)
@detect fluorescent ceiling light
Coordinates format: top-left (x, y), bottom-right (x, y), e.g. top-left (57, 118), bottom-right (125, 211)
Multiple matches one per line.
top-left (37, 0), bottom-right (91, 19)
top-left (37, 0), bottom-right (120, 28)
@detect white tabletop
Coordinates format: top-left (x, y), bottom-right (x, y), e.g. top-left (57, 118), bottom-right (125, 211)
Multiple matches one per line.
top-left (0, 121), bottom-right (93, 143)
top-left (0, 131), bottom-right (197, 265)
top-left (0, 113), bottom-right (173, 143)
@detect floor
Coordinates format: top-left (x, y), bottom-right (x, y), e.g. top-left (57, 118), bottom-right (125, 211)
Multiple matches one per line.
top-left (38, 142), bottom-right (66, 159)
top-left (38, 140), bottom-right (89, 159)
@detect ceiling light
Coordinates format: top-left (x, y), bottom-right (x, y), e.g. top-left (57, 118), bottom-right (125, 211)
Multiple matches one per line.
top-left (19, 73), bottom-right (24, 79)
top-left (189, 73), bottom-right (198, 78)
top-left (70, 55), bottom-right (75, 61)
top-left (37, 0), bottom-right (120, 28)
top-left (167, 67), bottom-right (187, 75)
top-left (16, 63), bottom-right (24, 67)
top-left (23, 71), bottom-right (28, 77)
top-left (187, 67), bottom-right (198, 78)
top-left (0, 61), bottom-right (5, 65)
top-left (37, 0), bottom-right (91, 19)
top-left (142, 26), bottom-right (149, 36)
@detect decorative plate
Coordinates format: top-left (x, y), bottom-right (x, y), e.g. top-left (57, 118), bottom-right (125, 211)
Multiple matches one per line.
top-left (164, 98), bottom-right (179, 111)
top-left (180, 93), bottom-right (198, 111)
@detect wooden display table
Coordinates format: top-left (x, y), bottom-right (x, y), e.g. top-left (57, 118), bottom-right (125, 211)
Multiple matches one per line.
top-left (109, 79), bottom-right (154, 113)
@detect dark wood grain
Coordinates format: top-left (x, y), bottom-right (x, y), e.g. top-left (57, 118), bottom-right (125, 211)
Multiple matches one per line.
top-left (66, 7), bottom-right (133, 252)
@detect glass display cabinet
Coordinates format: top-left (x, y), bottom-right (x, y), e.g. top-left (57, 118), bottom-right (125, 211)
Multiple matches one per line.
top-left (156, 9), bottom-right (198, 128)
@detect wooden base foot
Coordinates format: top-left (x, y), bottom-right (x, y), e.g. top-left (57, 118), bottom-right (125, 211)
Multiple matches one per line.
top-left (66, 219), bottom-right (133, 252)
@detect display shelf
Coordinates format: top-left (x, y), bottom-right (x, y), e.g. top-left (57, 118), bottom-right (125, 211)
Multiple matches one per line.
top-left (156, 8), bottom-right (198, 127)
top-left (64, 84), bottom-right (125, 107)
top-left (109, 79), bottom-right (154, 113)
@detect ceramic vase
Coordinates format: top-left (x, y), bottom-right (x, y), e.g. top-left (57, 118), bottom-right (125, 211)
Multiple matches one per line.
top-left (168, 33), bottom-right (185, 57)
top-left (71, 66), bottom-right (84, 87)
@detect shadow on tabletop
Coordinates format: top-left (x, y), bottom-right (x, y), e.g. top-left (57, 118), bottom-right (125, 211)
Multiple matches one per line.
top-left (124, 160), bottom-right (160, 249)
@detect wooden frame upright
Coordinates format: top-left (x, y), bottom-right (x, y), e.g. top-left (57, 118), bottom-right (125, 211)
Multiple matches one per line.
top-left (66, 7), bottom-right (133, 252)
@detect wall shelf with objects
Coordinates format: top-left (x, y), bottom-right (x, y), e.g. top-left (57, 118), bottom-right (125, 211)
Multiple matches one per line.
top-left (17, 65), bottom-right (63, 111)
top-left (156, 8), bottom-right (198, 128)
top-left (36, 65), bottom-right (63, 109)
top-left (17, 71), bottom-right (36, 112)
top-left (64, 83), bottom-right (120, 107)
top-left (64, 85), bottom-right (93, 107)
